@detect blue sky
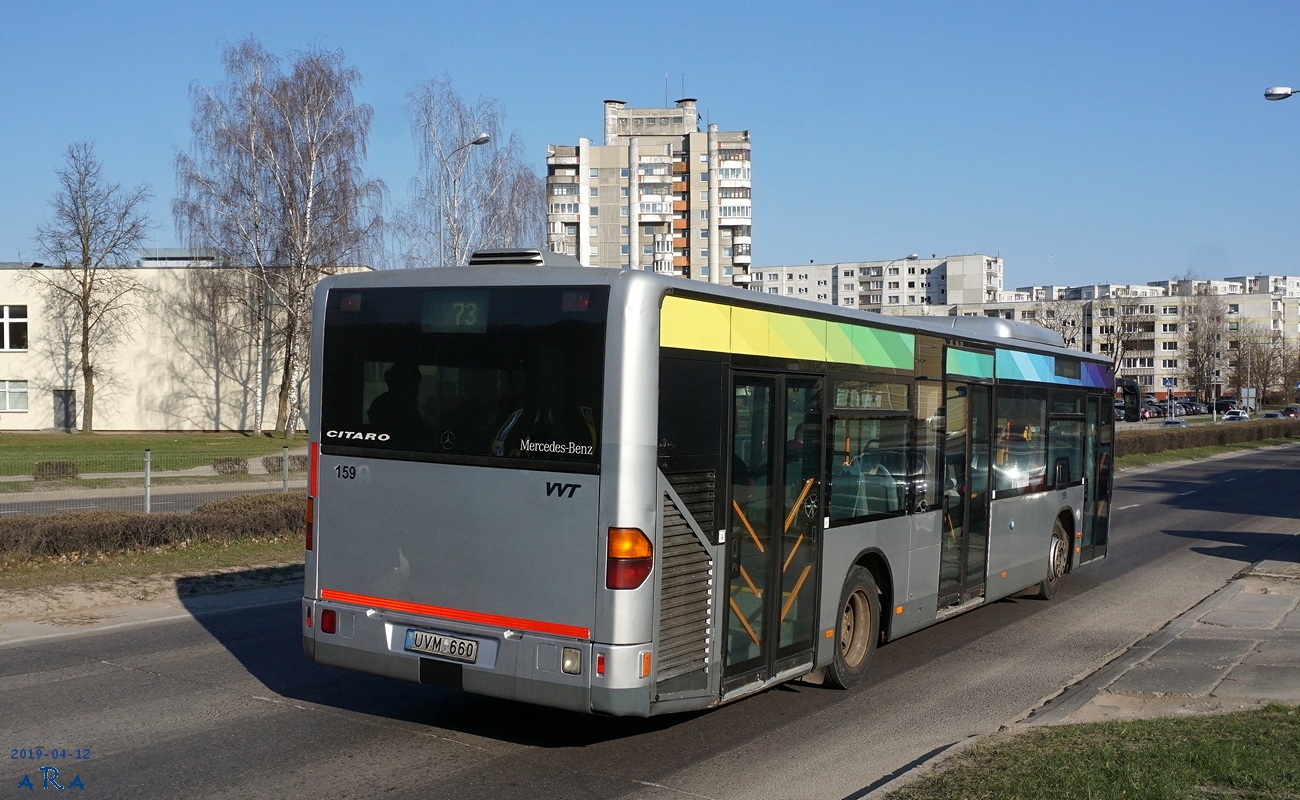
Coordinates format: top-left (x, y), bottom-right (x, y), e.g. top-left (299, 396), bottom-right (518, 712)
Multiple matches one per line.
top-left (3, 1), bottom-right (1298, 288)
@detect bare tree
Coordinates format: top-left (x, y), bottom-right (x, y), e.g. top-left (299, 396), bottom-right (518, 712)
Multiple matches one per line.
top-left (175, 38), bottom-right (385, 436)
top-left (395, 78), bottom-right (545, 268)
top-left (1179, 287), bottom-right (1227, 401)
top-left (1030, 299), bottom-right (1085, 348)
top-left (31, 142), bottom-right (153, 432)
top-left (1232, 321), bottom-right (1282, 406)
top-left (1091, 296), bottom-right (1156, 383)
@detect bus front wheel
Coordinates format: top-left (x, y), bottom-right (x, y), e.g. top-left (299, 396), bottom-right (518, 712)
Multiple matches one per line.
top-left (826, 566), bottom-right (880, 689)
top-left (1035, 520), bottom-right (1070, 600)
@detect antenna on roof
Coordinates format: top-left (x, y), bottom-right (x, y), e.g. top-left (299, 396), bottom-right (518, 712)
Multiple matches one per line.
top-left (664, 73), bottom-right (669, 106)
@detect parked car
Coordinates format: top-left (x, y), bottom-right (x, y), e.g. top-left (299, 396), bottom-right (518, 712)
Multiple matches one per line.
top-left (1281, 407), bottom-right (1300, 418)
top-left (1161, 418), bottom-right (1189, 427)
top-left (1215, 399), bottom-right (1239, 413)
top-left (1262, 411), bottom-right (1282, 419)
top-left (1223, 409), bottom-right (1250, 422)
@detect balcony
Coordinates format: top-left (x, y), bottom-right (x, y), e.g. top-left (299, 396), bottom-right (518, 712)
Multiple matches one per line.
top-left (672, 162), bottom-right (688, 174)
top-left (674, 256), bottom-right (690, 268)
top-left (672, 219), bottom-right (688, 230)
top-left (672, 200), bottom-right (688, 212)
top-left (672, 181), bottom-right (688, 193)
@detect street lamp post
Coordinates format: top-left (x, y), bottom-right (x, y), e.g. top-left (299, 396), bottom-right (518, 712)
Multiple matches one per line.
top-left (1266, 87), bottom-right (1295, 101)
top-left (439, 132), bottom-right (491, 267)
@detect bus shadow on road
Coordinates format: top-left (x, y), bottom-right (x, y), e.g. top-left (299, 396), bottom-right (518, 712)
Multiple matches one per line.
top-left (1160, 529), bottom-right (1295, 565)
top-left (176, 571), bottom-right (697, 746)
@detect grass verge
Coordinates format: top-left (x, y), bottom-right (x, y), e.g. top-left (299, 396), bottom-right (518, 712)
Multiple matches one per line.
top-left (1115, 437), bottom-right (1297, 470)
top-left (887, 705), bottom-right (1300, 800)
top-left (0, 535), bottom-right (303, 594)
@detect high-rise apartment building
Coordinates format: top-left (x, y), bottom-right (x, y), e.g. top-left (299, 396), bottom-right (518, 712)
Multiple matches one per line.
top-left (545, 99), bottom-right (752, 284)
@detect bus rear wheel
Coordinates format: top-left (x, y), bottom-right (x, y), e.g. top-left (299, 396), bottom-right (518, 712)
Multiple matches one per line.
top-left (826, 566), bottom-right (880, 689)
top-left (1035, 520), bottom-right (1070, 600)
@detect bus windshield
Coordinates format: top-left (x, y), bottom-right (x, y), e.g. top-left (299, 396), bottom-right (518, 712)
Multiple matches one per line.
top-left (319, 284), bottom-right (609, 466)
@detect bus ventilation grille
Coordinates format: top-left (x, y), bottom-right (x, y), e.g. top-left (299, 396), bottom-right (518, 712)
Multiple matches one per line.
top-left (657, 493), bottom-right (714, 686)
top-left (467, 248), bottom-right (583, 268)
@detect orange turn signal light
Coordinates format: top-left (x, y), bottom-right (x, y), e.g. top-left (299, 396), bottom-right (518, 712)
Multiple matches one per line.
top-left (606, 527), bottom-right (653, 590)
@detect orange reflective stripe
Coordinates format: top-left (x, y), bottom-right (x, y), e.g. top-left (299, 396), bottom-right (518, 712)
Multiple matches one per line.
top-left (732, 499), bottom-right (764, 553)
top-left (783, 477), bottom-right (815, 533)
top-left (320, 589), bottom-right (590, 639)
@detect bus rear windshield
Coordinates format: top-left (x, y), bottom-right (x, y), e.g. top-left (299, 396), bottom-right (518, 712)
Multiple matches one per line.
top-left (320, 285), bottom-right (608, 466)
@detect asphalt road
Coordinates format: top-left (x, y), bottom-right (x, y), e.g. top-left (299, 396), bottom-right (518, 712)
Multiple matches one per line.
top-left (3, 447), bottom-right (1297, 799)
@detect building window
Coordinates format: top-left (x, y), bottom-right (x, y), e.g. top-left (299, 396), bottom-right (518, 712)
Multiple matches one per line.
top-left (700, 173), bottom-right (709, 182)
top-left (565, 224), bottom-right (577, 237)
top-left (1228, 304), bottom-right (1240, 314)
top-left (768, 287), bottom-right (779, 294)
top-left (1162, 359), bottom-right (1178, 369)
top-left (589, 187), bottom-right (599, 197)
top-left (1139, 304), bottom-right (1155, 315)
top-left (620, 168), bottom-right (630, 178)
top-left (620, 226), bottom-right (629, 236)
top-left (620, 245), bottom-right (630, 255)
top-left (1161, 341), bottom-right (1178, 351)
top-left (1162, 305), bottom-right (1178, 315)
top-left (700, 249), bottom-right (709, 258)
top-left (700, 229), bottom-right (709, 239)
top-left (0, 380), bottom-right (28, 411)
top-left (643, 245), bottom-right (654, 255)
top-left (589, 168), bottom-right (599, 177)
top-left (1, 305), bottom-right (27, 351)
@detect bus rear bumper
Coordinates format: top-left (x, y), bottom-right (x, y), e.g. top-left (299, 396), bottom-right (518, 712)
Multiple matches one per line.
top-left (302, 598), bottom-right (655, 716)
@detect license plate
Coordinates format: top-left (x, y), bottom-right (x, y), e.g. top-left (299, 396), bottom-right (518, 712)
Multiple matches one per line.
top-left (404, 629), bottom-right (479, 663)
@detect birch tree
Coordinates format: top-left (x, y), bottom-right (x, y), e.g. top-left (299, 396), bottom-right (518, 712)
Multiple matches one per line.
top-left (395, 78), bottom-right (545, 268)
top-left (1179, 288), bottom-right (1227, 401)
top-left (31, 142), bottom-right (153, 432)
top-left (175, 38), bottom-right (384, 436)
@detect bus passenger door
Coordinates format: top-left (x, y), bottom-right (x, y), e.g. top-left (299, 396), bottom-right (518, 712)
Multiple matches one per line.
top-left (724, 374), bottom-right (821, 691)
top-left (939, 383), bottom-right (991, 607)
top-left (1080, 396), bottom-right (1111, 563)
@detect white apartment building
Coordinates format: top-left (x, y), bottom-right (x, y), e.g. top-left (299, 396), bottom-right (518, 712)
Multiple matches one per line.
top-left (545, 99), bottom-right (752, 285)
top-left (749, 263), bottom-right (859, 307)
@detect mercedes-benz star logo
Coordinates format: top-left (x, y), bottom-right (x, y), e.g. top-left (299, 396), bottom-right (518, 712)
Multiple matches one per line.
top-left (440, 431), bottom-right (456, 450)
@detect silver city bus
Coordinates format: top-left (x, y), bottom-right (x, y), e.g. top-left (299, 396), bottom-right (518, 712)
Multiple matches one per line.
top-left (302, 249), bottom-right (1133, 716)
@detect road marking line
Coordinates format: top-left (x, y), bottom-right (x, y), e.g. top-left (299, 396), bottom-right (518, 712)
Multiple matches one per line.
top-left (1117, 504), bottom-right (1140, 510)
top-left (1180, 490), bottom-right (1198, 496)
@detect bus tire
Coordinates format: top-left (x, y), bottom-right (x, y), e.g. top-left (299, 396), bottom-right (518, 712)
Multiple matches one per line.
top-left (826, 566), bottom-right (880, 689)
top-left (1035, 520), bottom-right (1070, 600)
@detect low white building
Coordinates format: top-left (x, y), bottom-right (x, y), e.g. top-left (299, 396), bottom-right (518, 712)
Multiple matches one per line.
top-left (0, 254), bottom-right (353, 432)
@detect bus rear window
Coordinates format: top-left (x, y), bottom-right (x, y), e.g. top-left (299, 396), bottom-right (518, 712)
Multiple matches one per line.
top-left (320, 285), bottom-right (608, 466)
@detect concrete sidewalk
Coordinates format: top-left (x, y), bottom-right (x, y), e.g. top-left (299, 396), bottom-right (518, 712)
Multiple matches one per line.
top-left (1025, 533), bottom-right (1300, 725)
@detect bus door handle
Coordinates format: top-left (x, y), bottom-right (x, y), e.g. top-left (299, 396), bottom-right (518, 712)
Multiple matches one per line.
top-left (729, 539), bottom-right (741, 578)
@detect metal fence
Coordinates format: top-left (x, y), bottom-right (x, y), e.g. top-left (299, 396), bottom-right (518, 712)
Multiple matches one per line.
top-left (0, 446), bottom-right (308, 516)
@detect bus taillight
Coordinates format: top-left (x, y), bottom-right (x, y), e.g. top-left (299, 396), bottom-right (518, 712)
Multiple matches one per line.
top-left (305, 496), bottom-right (315, 551)
top-left (606, 527), bottom-right (652, 590)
